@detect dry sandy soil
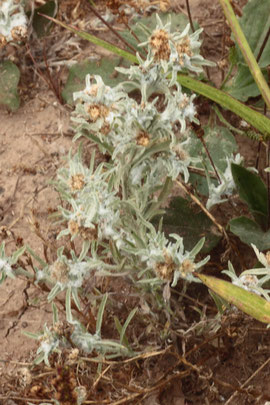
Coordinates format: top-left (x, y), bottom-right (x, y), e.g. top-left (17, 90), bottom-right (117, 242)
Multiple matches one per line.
top-left (1, 0), bottom-right (270, 404)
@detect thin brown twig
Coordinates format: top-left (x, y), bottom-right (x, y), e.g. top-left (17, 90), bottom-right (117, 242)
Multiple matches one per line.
top-left (185, 0), bottom-right (210, 80)
top-left (224, 356), bottom-right (270, 405)
top-left (0, 397), bottom-right (55, 403)
top-left (256, 25), bottom-right (270, 63)
top-left (175, 179), bottom-right (228, 242)
top-left (85, 1), bottom-right (138, 56)
top-left (92, 365), bottom-right (111, 389)
top-left (80, 346), bottom-right (171, 365)
top-left (185, 0), bottom-right (195, 33)
top-left (193, 124), bottom-right (222, 183)
top-left (121, 19), bottom-right (148, 55)
top-left (42, 40), bottom-right (63, 104)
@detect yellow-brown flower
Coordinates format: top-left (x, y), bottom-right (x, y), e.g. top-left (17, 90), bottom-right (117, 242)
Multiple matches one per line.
top-left (154, 250), bottom-right (175, 281)
top-left (136, 130), bottom-right (150, 147)
top-left (150, 29), bottom-right (171, 61)
top-left (180, 259), bottom-right (195, 276)
top-left (50, 261), bottom-right (69, 284)
top-left (69, 173), bottom-right (85, 191)
top-left (85, 103), bottom-right (109, 122)
top-left (176, 36), bottom-right (193, 66)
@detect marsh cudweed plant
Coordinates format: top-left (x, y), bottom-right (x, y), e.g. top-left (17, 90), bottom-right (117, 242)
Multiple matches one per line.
top-left (0, 15), bottom-right (253, 367)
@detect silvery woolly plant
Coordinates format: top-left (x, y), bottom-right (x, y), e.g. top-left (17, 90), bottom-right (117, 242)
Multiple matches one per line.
top-left (0, 15), bottom-right (247, 366)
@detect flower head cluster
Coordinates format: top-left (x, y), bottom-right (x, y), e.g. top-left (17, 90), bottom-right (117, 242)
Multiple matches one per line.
top-left (132, 226), bottom-right (209, 286)
top-left (73, 75), bottom-right (126, 142)
top-left (35, 247), bottom-right (94, 293)
top-left (0, 0), bottom-right (27, 46)
top-left (56, 150), bottom-right (122, 243)
top-left (139, 15), bottom-right (215, 82)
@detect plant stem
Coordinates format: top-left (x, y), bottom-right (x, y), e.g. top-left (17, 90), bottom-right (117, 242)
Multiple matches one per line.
top-left (256, 25), bottom-right (270, 63)
top-left (176, 179), bottom-right (228, 242)
top-left (267, 113), bottom-right (270, 228)
top-left (185, 0), bottom-right (195, 33)
top-left (193, 123), bottom-right (222, 184)
top-left (86, 0), bottom-right (139, 56)
top-left (219, 0), bottom-right (270, 110)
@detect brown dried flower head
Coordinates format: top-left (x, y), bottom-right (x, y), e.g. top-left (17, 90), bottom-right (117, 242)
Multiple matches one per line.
top-left (79, 224), bottom-right (98, 241)
top-left (266, 251), bottom-right (270, 266)
top-left (136, 130), bottom-right (150, 147)
top-left (69, 173), bottom-right (85, 191)
top-left (180, 259), bottom-right (195, 276)
top-left (173, 144), bottom-right (189, 161)
top-left (176, 36), bottom-right (193, 65)
top-left (68, 220), bottom-right (79, 235)
top-left (50, 261), bottom-right (69, 284)
top-left (11, 25), bottom-right (27, 41)
top-left (100, 122), bottom-right (111, 135)
top-left (0, 34), bottom-right (7, 49)
top-left (19, 367), bottom-right (32, 386)
top-left (85, 103), bottom-right (109, 122)
top-left (155, 249), bottom-right (175, 281)
top-left (150, 29), bottom-right (171, 61)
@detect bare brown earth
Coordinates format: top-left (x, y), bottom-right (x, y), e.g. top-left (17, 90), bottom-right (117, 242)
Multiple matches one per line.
top-left (1, 1), bottom-right (270, 404)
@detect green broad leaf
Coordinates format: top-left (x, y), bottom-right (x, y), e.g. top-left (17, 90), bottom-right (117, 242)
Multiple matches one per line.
top-left (188, 126), bottom-right (238, 195)
top-left (197, 273), bottom-right (270, 323)
top-left (157, 196), bottom-right (221, 253)
top-left (226, 0), bottom-right (270, 101)
top-left (230, 216), bottom-right (270, 251)
top-left (227, 64), bottom-right (269, 101)
top-left (62, 57), bottom-right (129, 104)
top-left (236, 0), bottom-right (270, 68)
top-left (0, 61), bottom-right (20, 111)
top-left (231, 163), bottom-right (268, 228)
top-left (32, 1), bottom-right (57, 37)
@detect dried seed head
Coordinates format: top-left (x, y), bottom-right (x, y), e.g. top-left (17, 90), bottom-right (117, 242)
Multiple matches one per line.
top-left (172, 144), bottom-right (189, 161)
top-left (68, 220), bottom-right (79, 235)
top-left (68, 348), bottom-right (79, 362)
top-left (150, 29), bottom-right (171, 61)
top-left (50, 261), bottom-right (69, 284)
top-left (100, 122), bottom-right (111, 135)
top-left (136, 130), bottom-right (150, 147)
top-left (85, 103), bottom-right (109, 122)
top-left (19, 367), bottom-right (32, 386)
top-left (0, 34), bottom-right (7, 48)
top-left (11, 25), bottom-right (27, 41)
top-left (266, 251), bottom-right (270, 266)
top-left (79, 224), bottom-right (98, 241)
top-left (69, 173), bottom-right (85, 191)
top-left (180, 259), bottom-right (195, 276)
top-left (176, 36), bottom-right (193, 65)
top-left (155, 250), bottom-right (175, 281)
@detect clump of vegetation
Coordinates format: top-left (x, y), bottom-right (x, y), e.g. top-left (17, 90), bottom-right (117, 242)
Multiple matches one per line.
top-left (1, 0), bottom-right (270, 403)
